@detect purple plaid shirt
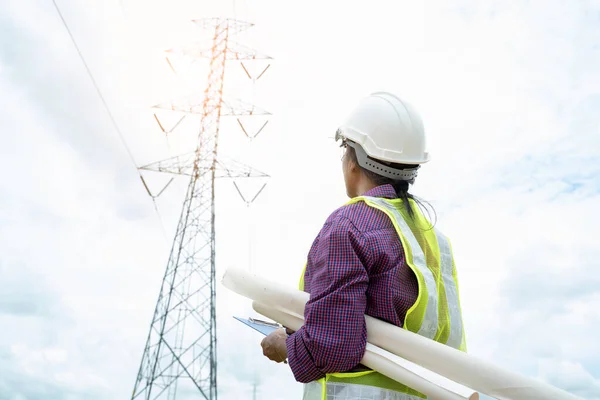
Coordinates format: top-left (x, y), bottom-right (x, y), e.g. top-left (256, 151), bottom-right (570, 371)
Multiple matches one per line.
top-left (286, 184), bottom-right (419, 383)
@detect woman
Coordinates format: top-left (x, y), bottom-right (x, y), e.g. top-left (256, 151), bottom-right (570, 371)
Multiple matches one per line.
top-left (261, 92), bottom-right (467, 400)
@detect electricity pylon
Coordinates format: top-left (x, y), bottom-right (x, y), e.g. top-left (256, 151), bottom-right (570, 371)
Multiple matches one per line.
top-left (131, 18), bottom-right (271, 400)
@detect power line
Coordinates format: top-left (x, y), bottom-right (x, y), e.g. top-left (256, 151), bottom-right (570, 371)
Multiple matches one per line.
top-left (51, 0), bottom-right (170, 241)
top-left (51, 0), bottom-right (138, 168)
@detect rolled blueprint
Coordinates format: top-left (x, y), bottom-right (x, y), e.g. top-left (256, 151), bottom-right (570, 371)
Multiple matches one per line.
top-left (252, 302), bottom-right (478, 400)
top-left (222, 268), bottom-right (582, 400)
top-left (222, 267), bottom-right (309, 316)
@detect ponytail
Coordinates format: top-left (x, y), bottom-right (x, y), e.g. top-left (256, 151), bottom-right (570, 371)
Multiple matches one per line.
top-left (346, 145), bottom-right (435, 225)
top-left (390, 180), bottom-right (415, 218)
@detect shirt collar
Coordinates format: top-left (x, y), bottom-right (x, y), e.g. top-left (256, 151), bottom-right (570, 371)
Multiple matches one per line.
top-left (362, 184), bottom-right (398, 199)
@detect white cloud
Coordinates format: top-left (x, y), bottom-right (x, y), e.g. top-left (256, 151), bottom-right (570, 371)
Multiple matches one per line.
top-left (1, 0), bottom-right (599, 399)
top-left (539, 359), bottom-right (600, 399)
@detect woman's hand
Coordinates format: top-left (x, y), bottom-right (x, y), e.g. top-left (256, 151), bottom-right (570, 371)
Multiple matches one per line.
top-left (260, 328), bottom-right (289, 363)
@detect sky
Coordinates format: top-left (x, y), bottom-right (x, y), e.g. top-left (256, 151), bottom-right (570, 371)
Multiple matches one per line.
top-left (0, 0), bottom-right (599, 399)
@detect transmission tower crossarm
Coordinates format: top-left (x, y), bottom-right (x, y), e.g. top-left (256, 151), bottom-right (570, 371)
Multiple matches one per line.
top-left (192, 18), bottom-right (254, 35)
top-left (153, 95), bottom-right (271, 116)
top-left (139, 152), bottom-right (197, 177)
top-left (139, 153), bottom-right (270, 180)
top-left (166, 40), bottom-right (272, 61)
top-left (216, 157), bottom-right (270, 179)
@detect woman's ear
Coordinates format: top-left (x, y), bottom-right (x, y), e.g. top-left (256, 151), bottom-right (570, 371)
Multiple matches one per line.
top-left (347, 156), bottom-right (360, 173)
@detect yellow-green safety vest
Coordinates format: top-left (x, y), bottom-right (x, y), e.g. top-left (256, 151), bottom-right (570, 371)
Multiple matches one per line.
top-left (297, 196), bottom-right (467, 400)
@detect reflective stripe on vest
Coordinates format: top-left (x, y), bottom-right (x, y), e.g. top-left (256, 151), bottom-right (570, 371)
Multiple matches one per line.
top-left (435, 229), bottom-right (463, 350)
top-left (302, 380), bottom-right (425, 400)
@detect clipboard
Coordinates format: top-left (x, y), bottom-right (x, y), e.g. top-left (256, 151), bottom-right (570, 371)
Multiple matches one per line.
top-left (234, 316), bottom-right (282, 336)
top-left (234, 316), bottom-right (289, 364)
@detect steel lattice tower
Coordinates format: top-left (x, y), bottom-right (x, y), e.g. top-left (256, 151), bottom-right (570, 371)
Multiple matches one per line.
top-left (131, 18), bottom-right (271, 400)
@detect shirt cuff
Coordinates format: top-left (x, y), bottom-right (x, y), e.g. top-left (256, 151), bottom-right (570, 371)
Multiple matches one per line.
top-left (285, 327), bottom-right (325, 383)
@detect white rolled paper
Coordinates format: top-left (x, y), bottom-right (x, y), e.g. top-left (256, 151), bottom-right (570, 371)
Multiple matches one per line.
top-left (253, 302), bottom-right (477, 400)
top-left (222, 268), bottom-right (581, 400)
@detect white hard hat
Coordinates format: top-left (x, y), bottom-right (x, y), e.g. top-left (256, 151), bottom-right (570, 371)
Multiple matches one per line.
top-left (336, 91), bottom-right (430, 181)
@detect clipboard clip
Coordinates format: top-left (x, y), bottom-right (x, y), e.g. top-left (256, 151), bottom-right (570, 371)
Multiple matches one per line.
top-left (249, 317), bottom-right (282, 329)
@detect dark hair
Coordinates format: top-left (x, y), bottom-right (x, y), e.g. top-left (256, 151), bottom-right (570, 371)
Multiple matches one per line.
top-left (346, 145), bottom-right (436, 226)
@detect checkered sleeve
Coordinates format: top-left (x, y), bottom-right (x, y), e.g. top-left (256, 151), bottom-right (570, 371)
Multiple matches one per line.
top-left (286, 215), bottom-right (371, 383)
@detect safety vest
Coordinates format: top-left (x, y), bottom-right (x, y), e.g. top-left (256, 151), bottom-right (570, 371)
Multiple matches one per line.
top-left (298, 196), bottom-right (466, 400)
